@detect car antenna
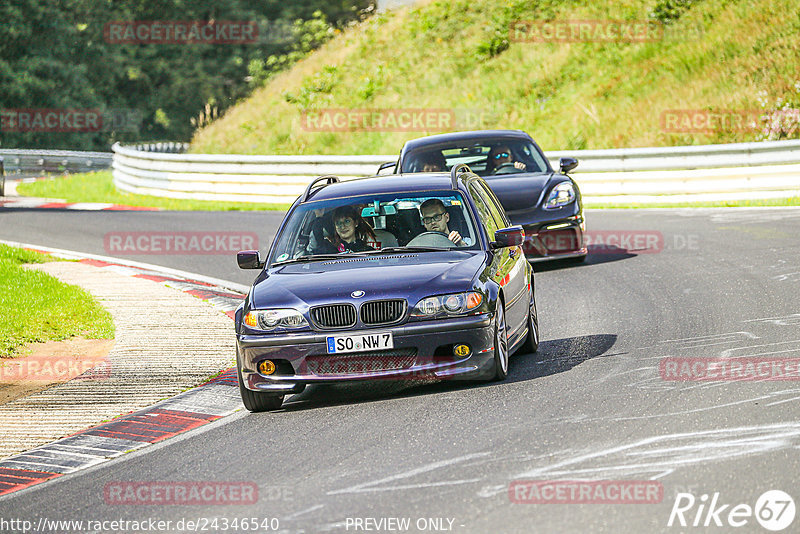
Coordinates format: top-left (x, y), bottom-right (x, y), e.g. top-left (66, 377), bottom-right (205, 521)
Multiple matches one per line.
top-left (450, 164), bottom-right (471, 190)
top-left (302, 175), bottom-right (340, 202)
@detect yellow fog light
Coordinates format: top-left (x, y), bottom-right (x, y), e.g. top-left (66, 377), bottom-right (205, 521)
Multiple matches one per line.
top-left (258, 360), bottom-right (276, 375)
top-left (453, 344), bottom-right (471, 357)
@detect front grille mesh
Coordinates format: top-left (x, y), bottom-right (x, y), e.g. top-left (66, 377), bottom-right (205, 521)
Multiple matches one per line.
top-left (306, 348), bottom-right (417, 375)
top-left (311, 304), bottom-right (356, 328)
top-left (360, 299), bottom-right (406, 325)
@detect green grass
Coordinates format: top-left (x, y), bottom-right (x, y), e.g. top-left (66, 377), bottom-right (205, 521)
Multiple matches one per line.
top-left (0, 244), bottom-right (115, 357)
top-left (586, 196), bottom-right (800, 209)
top-left (190, 0), bottom-right (800, 155)
top-left (17, 171), bottom-right (291, 211)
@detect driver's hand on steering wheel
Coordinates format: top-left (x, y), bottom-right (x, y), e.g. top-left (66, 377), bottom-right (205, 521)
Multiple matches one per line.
top-left (513, 161), bottom-right (526, 170)
top-left (448, 230), bottom-right (466, 247)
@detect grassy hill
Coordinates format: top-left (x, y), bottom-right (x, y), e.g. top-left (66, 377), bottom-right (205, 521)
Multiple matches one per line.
top-left (190, 0), bottom-right (800, 155)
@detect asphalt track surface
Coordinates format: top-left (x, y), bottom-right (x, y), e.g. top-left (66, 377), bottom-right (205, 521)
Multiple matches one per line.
top-left (2, 206), bottom-right (800, 533)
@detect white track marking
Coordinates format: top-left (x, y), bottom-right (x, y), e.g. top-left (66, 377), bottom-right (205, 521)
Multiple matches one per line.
top-left (328, 452), bottom-right (490, 495)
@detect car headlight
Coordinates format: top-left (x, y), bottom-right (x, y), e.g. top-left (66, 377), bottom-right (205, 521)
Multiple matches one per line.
top-left (544, 182), bottom-right (576, 209)
top-left (243, 309), bottom-right (308, 331)
top-left (410, 292), bottom-right (484, 319)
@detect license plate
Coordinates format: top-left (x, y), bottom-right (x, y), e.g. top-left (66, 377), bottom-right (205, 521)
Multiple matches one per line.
top-left (326, 332), bottom-right (393, 354)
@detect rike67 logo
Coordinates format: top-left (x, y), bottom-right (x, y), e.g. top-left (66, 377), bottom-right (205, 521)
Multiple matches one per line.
top-left (668, 490), bottom-right (795, 531)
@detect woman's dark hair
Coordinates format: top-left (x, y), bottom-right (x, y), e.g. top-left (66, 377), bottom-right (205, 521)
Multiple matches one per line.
top-left (330, 205), bottom-right (376, 247)
top-left (417, 151), bottom-right (447, 171)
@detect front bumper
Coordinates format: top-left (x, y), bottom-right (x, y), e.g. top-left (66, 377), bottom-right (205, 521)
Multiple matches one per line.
top-left (237, 313), bottom-right (495, 392)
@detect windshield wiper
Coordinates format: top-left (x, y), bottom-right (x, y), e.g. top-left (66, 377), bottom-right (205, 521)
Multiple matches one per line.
top-left (272, 253), bottom-right (362, 265)
top-left (365, 246), bottom-right (448, 254)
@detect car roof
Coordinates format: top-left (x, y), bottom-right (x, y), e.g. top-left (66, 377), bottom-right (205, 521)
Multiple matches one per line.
top-left (401, 130), bottom-right (533, 152)
top-left (303, 172), bottom-right (475, 203)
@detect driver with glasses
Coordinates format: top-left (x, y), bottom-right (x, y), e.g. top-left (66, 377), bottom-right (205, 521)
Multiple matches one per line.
top-left (419, 198), bottom-right (466, 246)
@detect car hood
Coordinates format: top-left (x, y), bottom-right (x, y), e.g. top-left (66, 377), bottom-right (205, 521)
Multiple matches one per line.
top-left (484, 172), bottom-right (554, 212)
top-left (249, 251), bottom-right (486, 310)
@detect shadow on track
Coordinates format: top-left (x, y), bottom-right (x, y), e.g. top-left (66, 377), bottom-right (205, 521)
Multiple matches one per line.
top-left (505, 333), bottom-right (619, 384)
top-left (276, 333), bottom-right (618, 413)
top-left (533, 245), bottom-right (636, 272)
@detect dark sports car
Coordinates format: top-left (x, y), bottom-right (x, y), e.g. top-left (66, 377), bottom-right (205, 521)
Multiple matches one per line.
top-left (235, 165), bottom-right (538, 412)
top-left (380, 130), bottom-right (587, 262)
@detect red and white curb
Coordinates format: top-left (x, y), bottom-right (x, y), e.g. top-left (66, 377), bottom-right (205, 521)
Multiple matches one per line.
top-left (0, 243), bottom-right (249, 497)
top-left (0, 371), bottom-right (241, 496)
top-left (0, 197), bottom-right (159, 211)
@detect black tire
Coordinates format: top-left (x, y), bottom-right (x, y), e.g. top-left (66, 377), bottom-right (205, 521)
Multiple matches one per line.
top-left (237, 363), bottom-right (284, 412)
top-left (491, 302), bottom-right (509, 381)
top-left (519, 294), bottom-right (539, 354)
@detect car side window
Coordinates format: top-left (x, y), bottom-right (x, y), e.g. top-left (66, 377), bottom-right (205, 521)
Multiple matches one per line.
top-left (469, 184), bottom-right (500, 238)
top-left (476, 182), bottom-right (510, 228)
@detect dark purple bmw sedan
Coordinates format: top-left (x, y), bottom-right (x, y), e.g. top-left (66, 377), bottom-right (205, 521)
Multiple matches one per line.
top-left (234, 165), bottom-right (538, 411)
top-left (381, 130), bottom-right (587, 263)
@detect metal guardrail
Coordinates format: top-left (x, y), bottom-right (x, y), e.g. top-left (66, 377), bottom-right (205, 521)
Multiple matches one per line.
top-left (0, 148), bottom-right (113, 179)
top-left (112, 140), bottom-right (800, 204)
top-left (112, 142), bottom-right (395, 203)
top-left (547, 139), bottom-right (800, 172)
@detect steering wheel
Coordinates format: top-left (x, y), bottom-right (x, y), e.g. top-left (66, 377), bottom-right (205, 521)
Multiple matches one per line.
top-left (407, 231), bottom-right (454, 247)
top-left (491, 162), bottom-right (520, 175)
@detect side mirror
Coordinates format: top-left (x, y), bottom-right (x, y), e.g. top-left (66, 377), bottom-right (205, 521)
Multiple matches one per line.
top-left (491, 226), bottom-right (525, 249)
top-left (237, 250), bottom-right (263, 269)
top-left (377, 161), bottom-right (396, 174)
top-left (559, 157), bottom-right (578, 174)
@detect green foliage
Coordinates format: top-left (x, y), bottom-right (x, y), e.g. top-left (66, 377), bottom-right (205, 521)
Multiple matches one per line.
top-left (283, 66), bottom-right (341, 108)
top-left (0, 0), bottom-right (373, 151)
top-left (17, 171), bottom-right (289, 211)
top-left (649, 0), bottom-right (701, 24)
top-left (190, 0), bottom-right (800, 156)
top-left (247, 11), bottom-right (339, 88)
top-left (586, 197), bottom-right (800, 209)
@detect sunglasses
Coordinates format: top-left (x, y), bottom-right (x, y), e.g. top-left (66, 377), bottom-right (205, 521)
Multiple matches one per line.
top-left (492, 152), bottom-right (510, 160)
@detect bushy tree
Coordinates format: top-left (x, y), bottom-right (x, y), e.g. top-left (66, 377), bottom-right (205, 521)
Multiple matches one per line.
top-left (0, 0), bottom-right (374, 150)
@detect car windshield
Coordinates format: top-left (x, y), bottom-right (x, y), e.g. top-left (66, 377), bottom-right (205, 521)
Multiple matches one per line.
top-left (400, 137), bottom-right (549, 177)
top-left (269, 191), bottom-right (480, 264)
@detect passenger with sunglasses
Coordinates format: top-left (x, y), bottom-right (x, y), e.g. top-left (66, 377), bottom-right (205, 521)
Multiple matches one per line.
top-left (419, 198), bottom-right (466, 246)
top-left (487, 145), bottom-right (527, 174)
